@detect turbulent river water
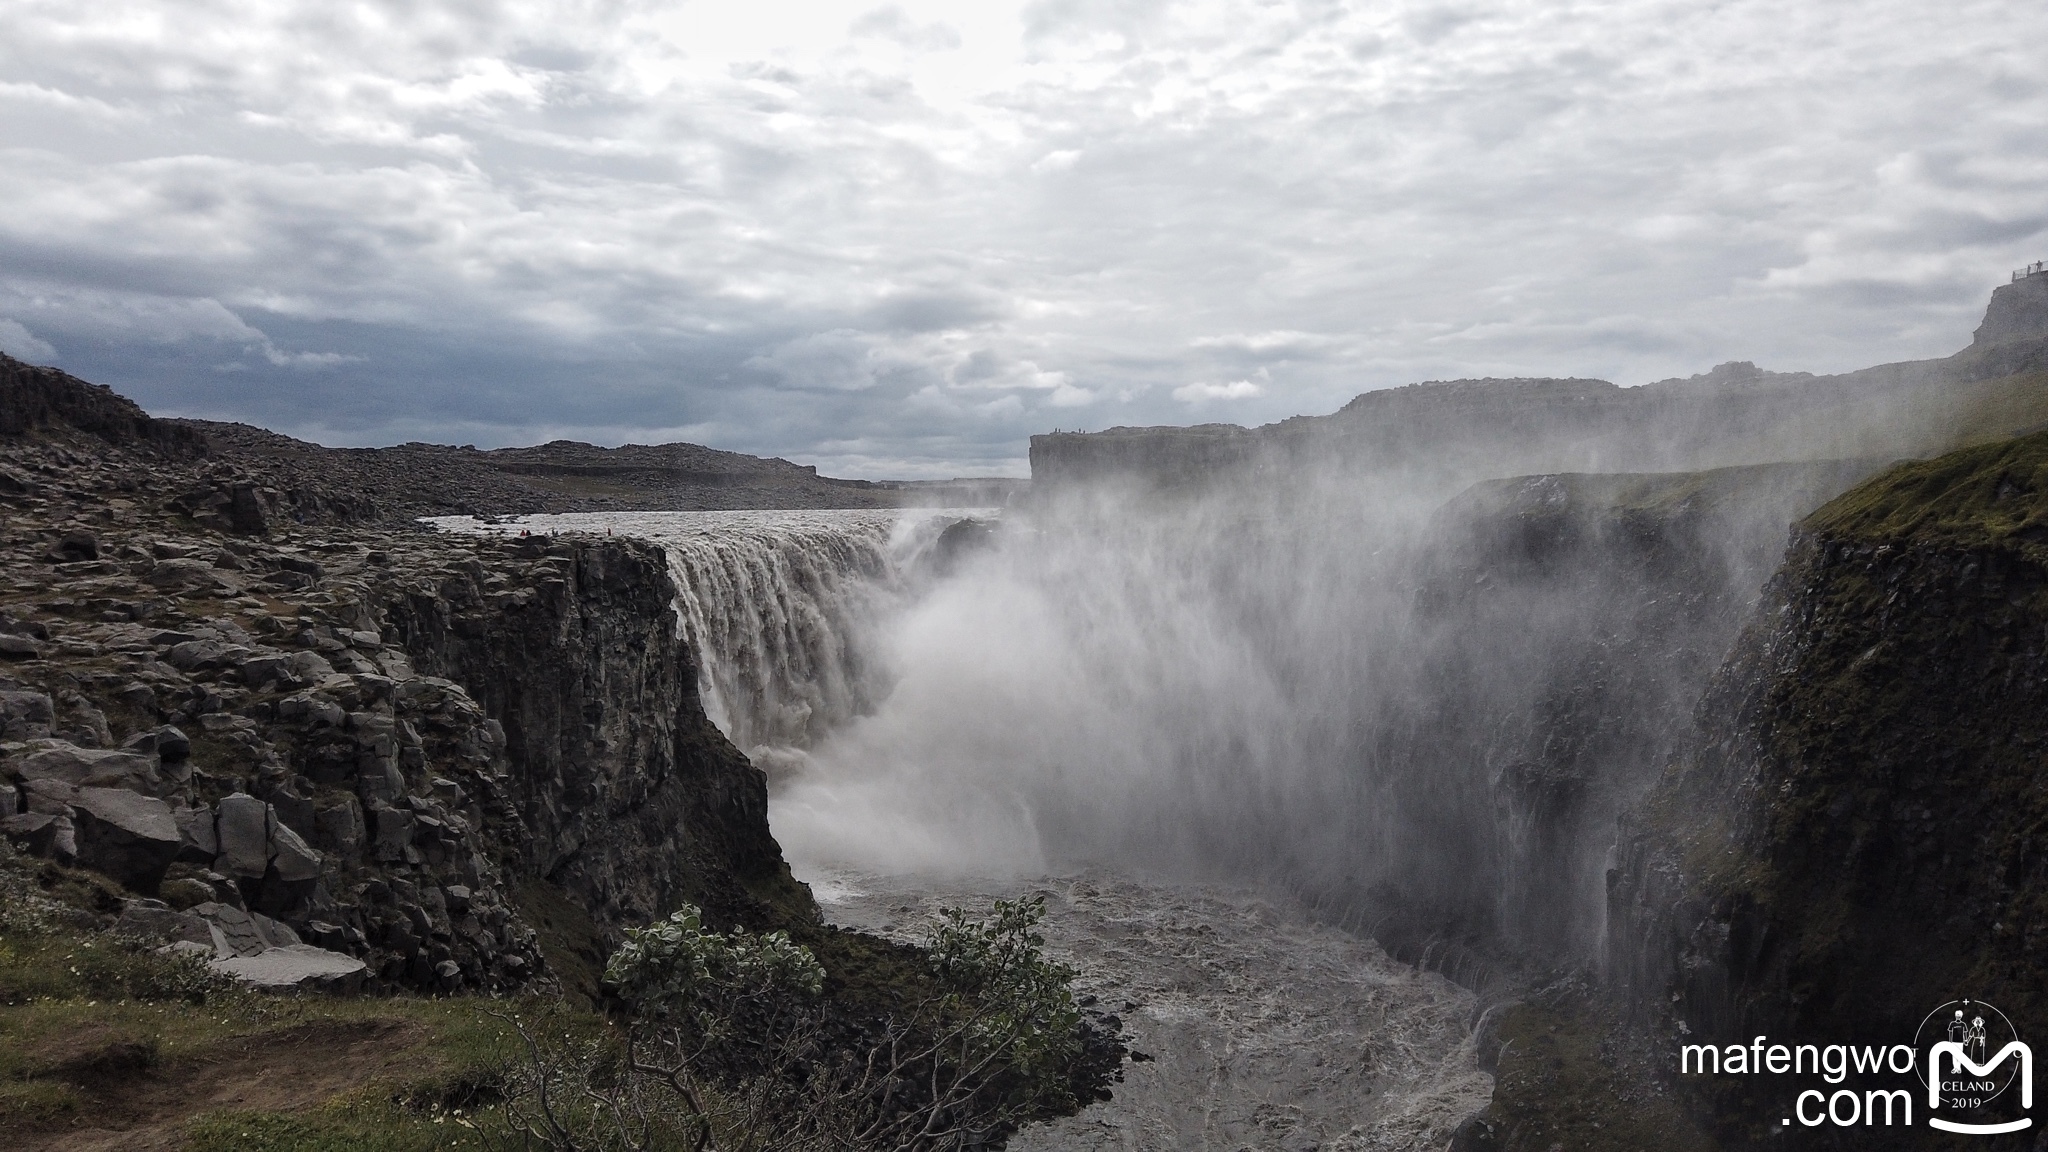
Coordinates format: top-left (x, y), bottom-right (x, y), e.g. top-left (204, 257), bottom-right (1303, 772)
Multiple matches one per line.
top-left (431, 508), bottom-right (1493, 1149)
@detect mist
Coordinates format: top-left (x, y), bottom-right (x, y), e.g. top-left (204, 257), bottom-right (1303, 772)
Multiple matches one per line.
top-left (461, 350), bottom-right (2001, 973)
top-left (763, 388), bottom-right (1910, 969)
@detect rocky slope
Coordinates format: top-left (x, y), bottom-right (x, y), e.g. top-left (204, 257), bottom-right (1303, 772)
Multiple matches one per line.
top-left (180, 417), bottom-right (906, 520)
top-left (0, 353), bottom-right (1016, 524)
top-left (0, 359), bottom-right (810, 998)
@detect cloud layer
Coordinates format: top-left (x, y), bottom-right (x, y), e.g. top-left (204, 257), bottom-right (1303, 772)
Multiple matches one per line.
top-left (2, 0), bottom-right (2044, 475)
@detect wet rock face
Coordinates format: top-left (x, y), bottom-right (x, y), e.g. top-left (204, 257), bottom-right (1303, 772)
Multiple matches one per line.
top-left (1343, 462), bottom-right (1874, 970)
top-left (380, 537), bottom-right (805, 935)
top-left (1607, 434), bottom-right (2048, 1146)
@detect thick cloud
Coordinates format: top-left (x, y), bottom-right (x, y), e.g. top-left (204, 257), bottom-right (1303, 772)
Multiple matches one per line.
top-left (1, 0), bottom-right (2043, 475)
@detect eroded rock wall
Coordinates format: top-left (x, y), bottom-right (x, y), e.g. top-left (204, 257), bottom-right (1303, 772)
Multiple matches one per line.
top-left (1605, 431), bottom-right (2048, 1147)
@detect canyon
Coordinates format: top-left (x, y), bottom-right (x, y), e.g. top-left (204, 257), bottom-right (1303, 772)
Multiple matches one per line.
top-left (4, 270), bottom-right (2048, 1149)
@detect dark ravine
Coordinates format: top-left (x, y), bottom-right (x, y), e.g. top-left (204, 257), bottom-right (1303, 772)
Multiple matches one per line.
top-left (1353, 460), bottom-right (1885, 973)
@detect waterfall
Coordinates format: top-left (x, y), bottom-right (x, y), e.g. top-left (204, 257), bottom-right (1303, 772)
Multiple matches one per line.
top-left (427, 509), bottom-right (986, 757)
top-left (429, 466), bottom-right (1836, 971)
top-left (655, 511), bottom-right (900, 752)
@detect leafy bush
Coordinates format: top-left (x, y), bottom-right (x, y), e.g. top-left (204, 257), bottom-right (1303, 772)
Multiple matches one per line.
top-left (491, 898), bottom-right (1095, 1152)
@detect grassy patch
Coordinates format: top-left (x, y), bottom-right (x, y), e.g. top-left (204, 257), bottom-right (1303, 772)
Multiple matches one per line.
top-left (0, 902), bottom-right (607, 1148)
top-left (1806, 425), bottom-right (2048, 549)
top-left (182, 1104), bottom-right (490, 1152)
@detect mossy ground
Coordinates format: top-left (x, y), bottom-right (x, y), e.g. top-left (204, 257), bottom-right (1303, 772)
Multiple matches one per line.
top-left (1805, 422), bottom-right (2048, 548)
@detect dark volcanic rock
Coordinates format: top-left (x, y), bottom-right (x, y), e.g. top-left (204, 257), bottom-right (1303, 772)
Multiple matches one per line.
top-left (0, 355), bottom-right (819, 996)
top-left (69, 787), bottom-right (181, 892)
top-left (0, 356), bottom-right (206, 449)
top-left (381, 536), bottom-right (808, 935)
top-left (1605, 430), bottom-right (2048, 1149)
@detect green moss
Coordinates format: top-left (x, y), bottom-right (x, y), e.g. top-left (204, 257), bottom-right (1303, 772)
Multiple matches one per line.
top-left (1806, 425), bottom-right (2048, 548)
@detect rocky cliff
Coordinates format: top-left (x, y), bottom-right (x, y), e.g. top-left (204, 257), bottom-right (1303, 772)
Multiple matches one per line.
top-left (1599, 430), bottom-right (2048, 1147)
top-left (1361, 460), bottom-right (1882, 971)
top-left (1975, 271), bottom-right (2048, 349)
top-left (0, 358), bottom-right (811, 997)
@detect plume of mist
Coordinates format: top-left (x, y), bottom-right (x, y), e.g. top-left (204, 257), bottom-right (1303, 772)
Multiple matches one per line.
top-left (767, 355), bottom-right (2011, 965)
top-left (448, 340), bottom-right (2035, 968)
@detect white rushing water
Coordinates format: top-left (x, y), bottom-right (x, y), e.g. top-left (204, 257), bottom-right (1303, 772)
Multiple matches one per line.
top-left (426, 508), bottom-right (980, 756)
top-left (428, 506), bottom-right (1495, 1149)
top-left (821, 870), bottom-right (1491, 1152)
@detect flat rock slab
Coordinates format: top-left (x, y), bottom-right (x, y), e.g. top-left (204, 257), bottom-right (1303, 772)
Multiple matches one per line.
top-left (12, 740), bottom-right (159, 790)
top-left (210, 944), bottom-right (367, 993)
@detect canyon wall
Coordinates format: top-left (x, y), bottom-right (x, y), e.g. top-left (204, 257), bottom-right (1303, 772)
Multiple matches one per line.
top-left (0, 357), bottom-right (813, 998)
top-left (1603, 430), bottom-right (2048, 1148)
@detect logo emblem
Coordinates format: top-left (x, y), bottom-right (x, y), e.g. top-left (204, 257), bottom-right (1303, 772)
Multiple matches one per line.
top-left (1917, 999), bottom-right (2032, 1135)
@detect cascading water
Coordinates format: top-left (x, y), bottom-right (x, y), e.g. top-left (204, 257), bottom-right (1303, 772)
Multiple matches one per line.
top-left (429, 460), bottom-right (1848, 1148)
top-left (429, 508), bottom-right (973, 758)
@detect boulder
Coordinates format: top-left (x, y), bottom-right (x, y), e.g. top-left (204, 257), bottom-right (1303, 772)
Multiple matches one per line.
top-left (154, 725), bottom-right (192, 762)
top-left (209, 944), bottom-right (366, 994)
top-left (214, 793), bottom-right (271, 878)
top-left (209, 792), bottom-right (324, 883)
top-left (371, 806), bottom-right (415, 862)
top-left (70, 787), bottom-right (181, 891)
top-left (146, 557), bottom-right (224, 592)
top-left (12, 740), bottom-right (159, 790)
top-left (20, 776), bottom-right (77, 813)
top-left (0, 811), bottom-right (74, 860)
top-left (51, 530), bottom-right (99, 561)
top-left (240, 654), bottom-right (293, 687)
top-left (0, 635), bottom-right (43, 660)
top-left (174, 805), bottom-right (219, 862)
top-left (267, 812), bottom-right (322, 882)
top-left (0, 690), bottom-right (54, 739)
top-left (116, 898), bottom-right (213, 946)
top-left (165, 640), bottom-right (227, 671)
top-left (192, 901), bottom-right (300, 956)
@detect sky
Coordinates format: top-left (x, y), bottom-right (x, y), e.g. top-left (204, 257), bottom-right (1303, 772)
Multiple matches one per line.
top-left (1, 1), bottom-right (2044, 477)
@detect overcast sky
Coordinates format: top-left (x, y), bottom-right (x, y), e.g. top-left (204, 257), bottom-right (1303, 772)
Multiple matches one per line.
top-left (2, 0), bottom-right (2044, 476)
